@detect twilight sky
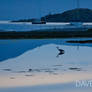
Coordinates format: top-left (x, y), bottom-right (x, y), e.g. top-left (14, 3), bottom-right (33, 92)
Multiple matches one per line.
top-left (0, 0), bottom-right (92, 20)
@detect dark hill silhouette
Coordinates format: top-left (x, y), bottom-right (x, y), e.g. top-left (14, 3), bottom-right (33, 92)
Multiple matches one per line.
top-left (41, 8), bottom-right (92, 22)
top-left (12, 8), bottom-right (92, 22)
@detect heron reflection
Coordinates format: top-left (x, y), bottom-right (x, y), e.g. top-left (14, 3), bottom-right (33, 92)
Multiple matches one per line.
top-left (56, 47), bottom-right (65, 57)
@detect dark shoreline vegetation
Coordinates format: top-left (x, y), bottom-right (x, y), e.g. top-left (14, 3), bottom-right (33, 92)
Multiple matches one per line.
top-left (0, 29), bottom-right (92, 39)
top-left (67, 40), bottom-right (92, 43)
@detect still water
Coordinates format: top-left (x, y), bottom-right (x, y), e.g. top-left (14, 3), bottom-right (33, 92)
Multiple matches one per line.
top-left (0, 22), bottom-right (92, 31)
top-left (0, 38), bottom-right (92, 92)
top-left (0, 23), bottom-right (68, 31)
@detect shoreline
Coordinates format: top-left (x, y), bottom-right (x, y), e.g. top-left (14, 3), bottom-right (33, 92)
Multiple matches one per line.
top-left (0, 29), bottom-right (92, 39)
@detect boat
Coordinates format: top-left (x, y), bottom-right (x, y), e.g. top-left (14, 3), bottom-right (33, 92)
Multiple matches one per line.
top-left (32, 19), bottom-right (46, 24)
top-left (70, 0), bottom-right (83, 27)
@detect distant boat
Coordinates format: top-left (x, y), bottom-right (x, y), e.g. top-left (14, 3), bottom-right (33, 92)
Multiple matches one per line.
top-left (70, 0), bottom-right (83, 27)
top-left (69, 22), bottom-right (83, 27)
top-left (32, 19), bottom-right (46, 24)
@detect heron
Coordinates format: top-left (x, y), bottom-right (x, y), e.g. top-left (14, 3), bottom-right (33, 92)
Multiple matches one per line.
top-left (56, 47), bottom-right (65, 57)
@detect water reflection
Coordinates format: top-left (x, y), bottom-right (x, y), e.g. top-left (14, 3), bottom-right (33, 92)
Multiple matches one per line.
top-left (0, 39), bottom-right (62, 62)
top-left (0, 38), bottom-right (92, 62)
top-left (0, 39), bottom-right (92, 71)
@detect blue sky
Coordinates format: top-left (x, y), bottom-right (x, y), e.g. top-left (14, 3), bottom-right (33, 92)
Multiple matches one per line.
top-left (0, 0), bottom-right (92, 20)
